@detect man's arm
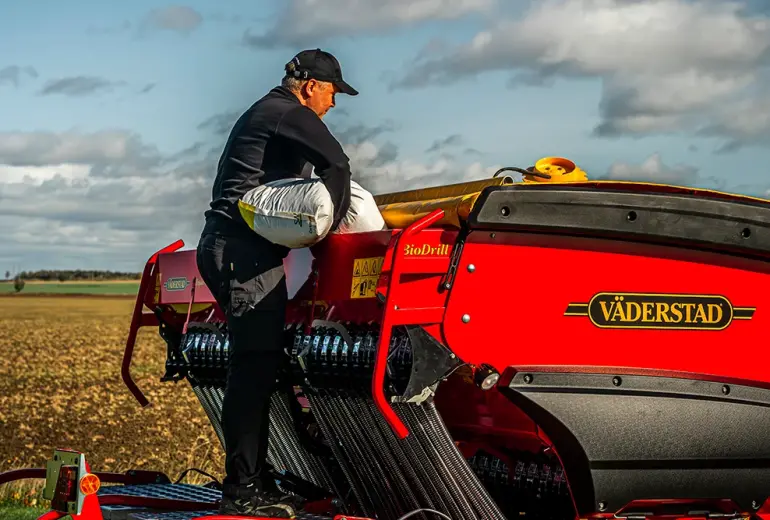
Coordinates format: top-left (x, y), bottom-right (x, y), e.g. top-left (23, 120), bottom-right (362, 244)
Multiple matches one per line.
top-left (276, 105), bottom-right (352, 230)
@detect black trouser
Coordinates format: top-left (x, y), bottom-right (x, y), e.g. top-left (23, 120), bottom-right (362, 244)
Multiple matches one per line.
top-left (196, 230), bottom-right (290, 492)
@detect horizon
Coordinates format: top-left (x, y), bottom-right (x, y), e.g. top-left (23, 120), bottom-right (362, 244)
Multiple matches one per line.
top-left (2, 0), bottom-right (769, 272)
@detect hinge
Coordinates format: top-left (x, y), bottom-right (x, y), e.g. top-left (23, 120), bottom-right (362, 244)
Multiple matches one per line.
top-left (440, 223), bottom-right (470, 290)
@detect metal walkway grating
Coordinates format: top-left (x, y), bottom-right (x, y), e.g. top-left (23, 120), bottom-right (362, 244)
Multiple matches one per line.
top-left (127, 512), bottom-right (217, 520)
top-left (97, 482), bottom-right (330, 520)
top-left (128, 512), bottom-right (331, 520)
top-left (98, 483), bottom-right (219, 520)
top-left (98, 482), bottom-right (222, 501)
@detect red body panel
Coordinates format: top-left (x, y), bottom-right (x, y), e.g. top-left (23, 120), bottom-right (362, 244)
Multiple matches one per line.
top-left (156, 250), bottom-right (214, 306)
top-left (287, 228), bottom-right (456, 325)
top-left (442, 232), bottom-right (770, 382)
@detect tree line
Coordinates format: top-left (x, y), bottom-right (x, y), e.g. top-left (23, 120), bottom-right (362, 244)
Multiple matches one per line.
top-left (3, 270), bottom-right (141, 282)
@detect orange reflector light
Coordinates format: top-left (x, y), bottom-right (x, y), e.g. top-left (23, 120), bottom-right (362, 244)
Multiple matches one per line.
top-left (79, 473), bottom-right (100, 495)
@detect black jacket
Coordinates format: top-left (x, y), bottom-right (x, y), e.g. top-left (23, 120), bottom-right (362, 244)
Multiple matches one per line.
top-left (202, 86), bottom-right (352, 237)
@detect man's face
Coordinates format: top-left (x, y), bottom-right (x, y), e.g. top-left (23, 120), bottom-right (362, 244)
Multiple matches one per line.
top-left (303, 80), bottom-right (337, 119)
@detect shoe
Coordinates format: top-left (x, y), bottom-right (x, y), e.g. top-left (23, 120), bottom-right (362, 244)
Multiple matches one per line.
top-left (218, 485), bottom-right (300, 518)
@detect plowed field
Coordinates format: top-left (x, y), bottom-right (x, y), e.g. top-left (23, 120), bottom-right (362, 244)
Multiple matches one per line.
top-left (0, 296), bottom-right (224, 510)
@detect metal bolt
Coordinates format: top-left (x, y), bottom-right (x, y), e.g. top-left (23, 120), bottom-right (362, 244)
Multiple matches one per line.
top-left (462, 314), bottom-right (471, 323)
top-left (722, 385), bottom-right (730, 395)
top-left (523, 374), bottom-right (533, 384)
top-left (598, 502), bottom-right (607, 511)
top-left (612, 376), bottom-right (622, 387)
top-left (467, 264), bottom-right (476, 272)
top-left (490, 233), bottom-right (496, 238)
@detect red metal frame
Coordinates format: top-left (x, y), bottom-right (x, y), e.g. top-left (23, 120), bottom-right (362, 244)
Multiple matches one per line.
top-left (122, 239), bottom-right (184, 407)
top-left (0, 468), bottom-right (171, 488)
top-left (0, 468), bottom-right (46, 485)
top-left (372, 208), bottom-right (447, 438)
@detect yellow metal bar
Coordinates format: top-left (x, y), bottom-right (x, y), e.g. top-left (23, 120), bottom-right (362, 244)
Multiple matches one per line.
top-left (373, 175), bottom-right (514, 206)
top-left (374, 175), bottom-right (515, 229)
top-left (378, 192), bottom-right (482, 229)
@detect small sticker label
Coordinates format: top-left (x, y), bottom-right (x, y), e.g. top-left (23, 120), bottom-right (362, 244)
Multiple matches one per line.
top-left (164, 277), bottom-right (190, 292)
top-left (351, 256), bottom-right (384, 299)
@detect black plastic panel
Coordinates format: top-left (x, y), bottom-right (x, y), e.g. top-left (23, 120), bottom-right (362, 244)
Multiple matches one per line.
top-left (499, 370), bottom-right (770, 515)
top-left (468, 185), bottom-right (770, 258)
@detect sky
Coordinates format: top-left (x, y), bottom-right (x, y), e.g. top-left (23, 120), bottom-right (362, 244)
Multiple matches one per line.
top-left (1, 0), bottom-right (769, 273)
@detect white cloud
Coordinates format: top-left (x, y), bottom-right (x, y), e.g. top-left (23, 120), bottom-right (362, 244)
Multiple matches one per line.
top-left (697, 94), bottom-right (770, 152)
top-left (604, 152), bottom-right (770, 198)
top-left (141, 6), bottom-right (203, 34)
top-left (0, 130), bottom-right (163, 174)
top-left (0, 164), bottom-right (90, 184)
top-left (243, 0), bottom-right (495, 47)
top-left (391, 0), bottom-right (770, 150)
top-left (606, 153), bottom-right (699, 185)
top-left (346, 139), bottom-right (500, 194)
top-left (0, 123), bottom-right (498, 271)
top-left (0, 129), bottom-right (214, 271)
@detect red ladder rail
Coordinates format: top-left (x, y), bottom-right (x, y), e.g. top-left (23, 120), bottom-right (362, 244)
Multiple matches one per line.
top-left (371, 209), bottom-right (447, 439)
top-left (122, 239), bottom-right (185, 407)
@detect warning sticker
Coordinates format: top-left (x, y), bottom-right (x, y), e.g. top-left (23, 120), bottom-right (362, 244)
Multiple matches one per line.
top-left (351, 256), bottom-right (385, 299)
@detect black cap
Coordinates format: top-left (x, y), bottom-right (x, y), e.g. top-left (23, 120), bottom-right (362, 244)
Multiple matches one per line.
top-left (285, 48), bottom-right (358, 96)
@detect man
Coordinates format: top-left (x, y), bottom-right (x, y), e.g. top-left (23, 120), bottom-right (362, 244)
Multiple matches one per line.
top-left (196, 48), bottom-right (358, 518)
